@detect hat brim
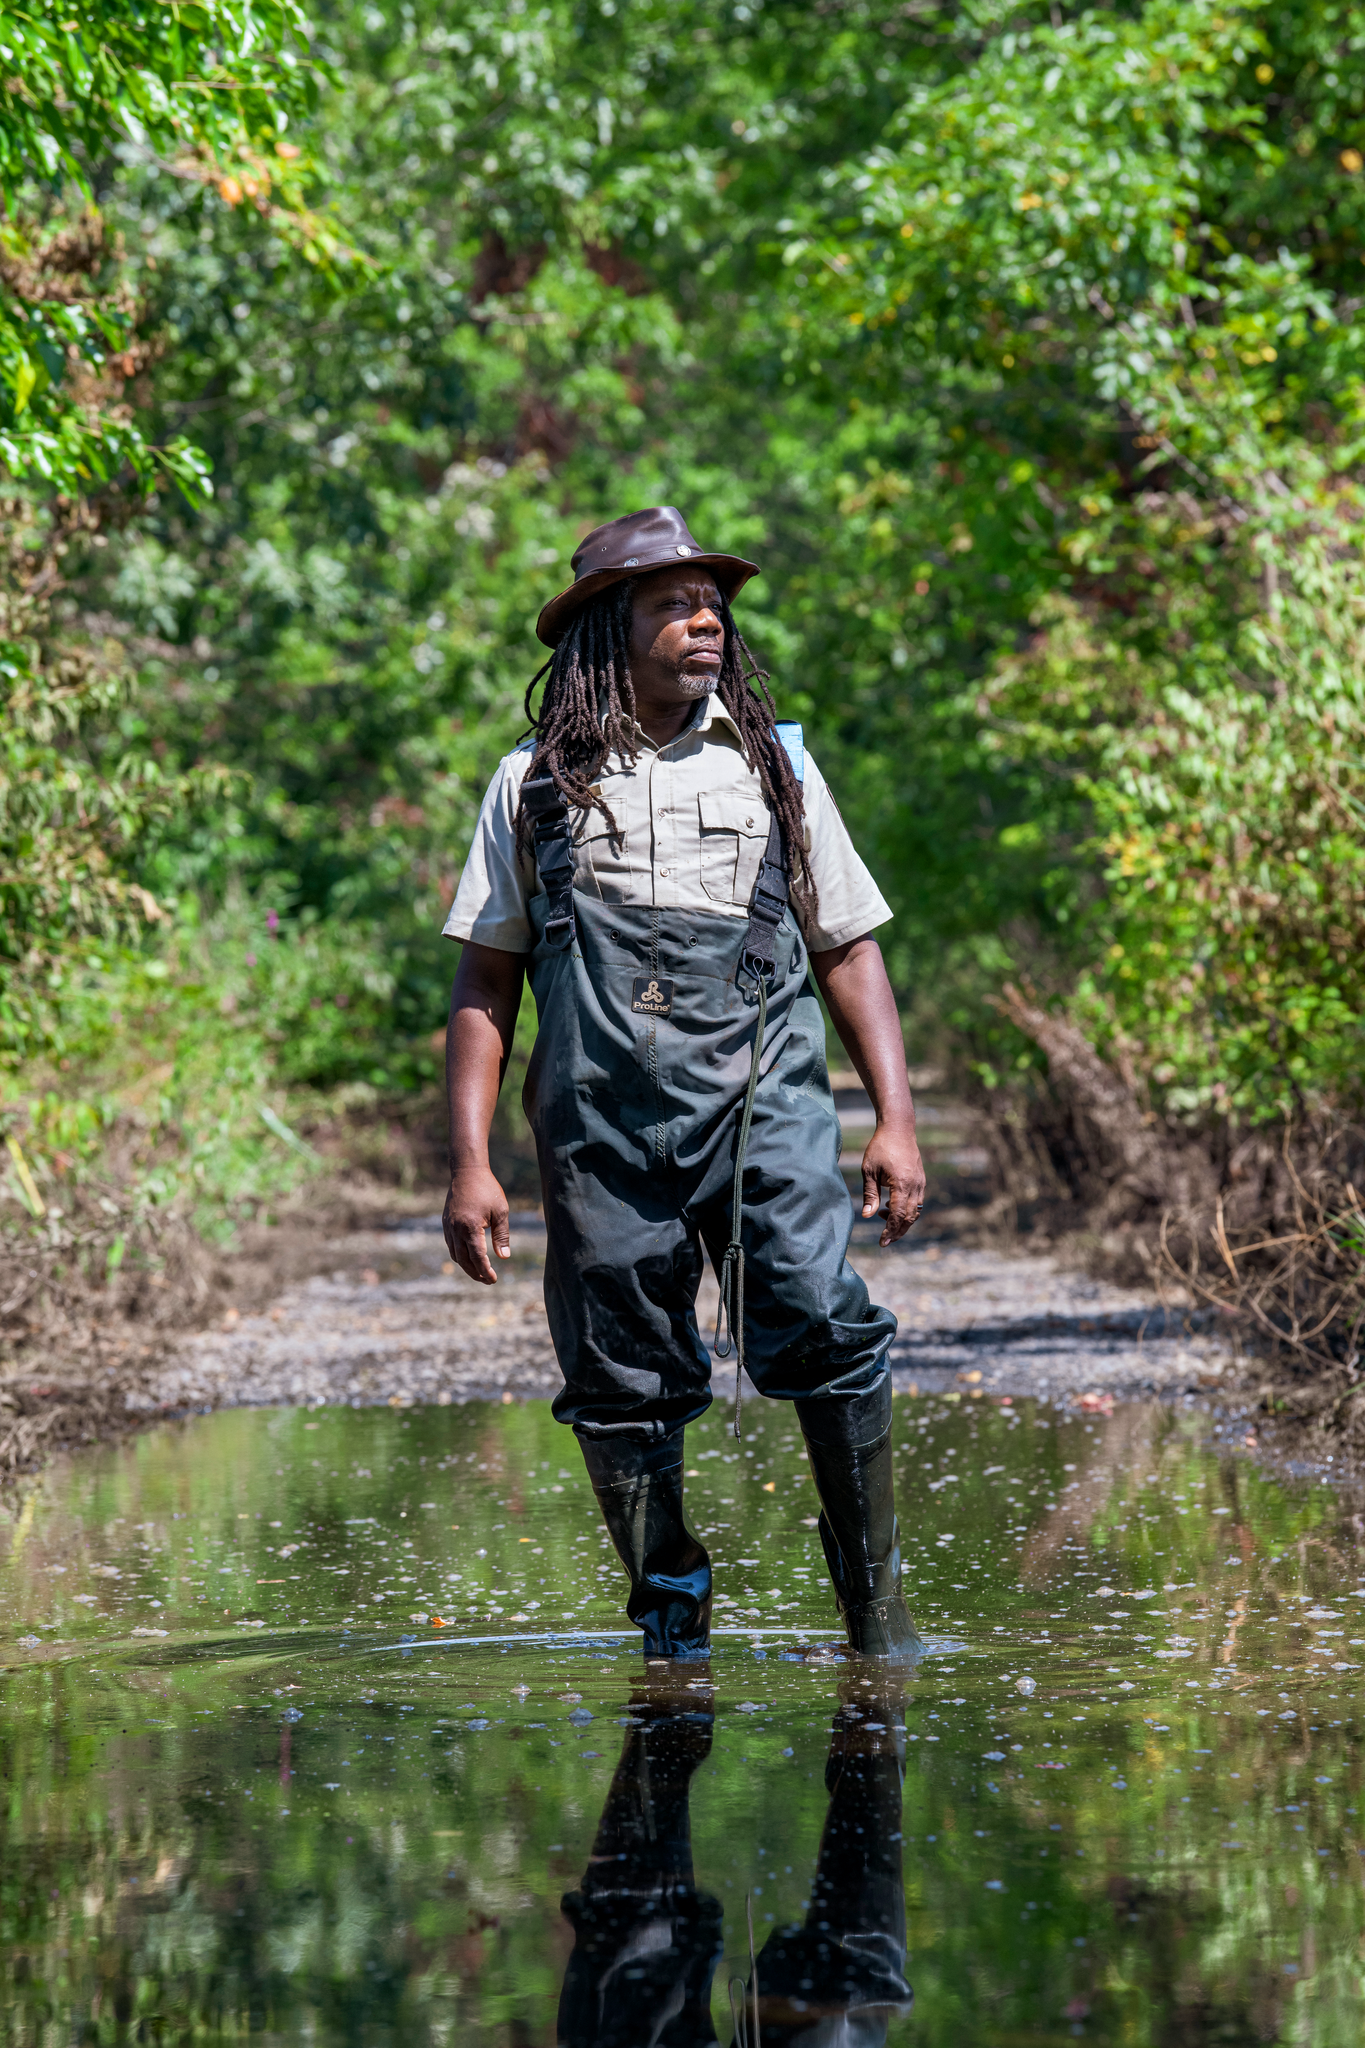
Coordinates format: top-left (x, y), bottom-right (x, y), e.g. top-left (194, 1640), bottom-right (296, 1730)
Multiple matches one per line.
top-left (535, 553), bottom-right (759, 648)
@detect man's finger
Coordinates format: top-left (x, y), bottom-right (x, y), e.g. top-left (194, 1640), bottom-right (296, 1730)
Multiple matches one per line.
top-left (458, 1222), bottom-right (498, 1285)
top-left (861, 1162), bottom-right (881, 1219)
top-left (881, 1175), bottom-right (914, 1245)
top-left (490, 1201), bottom-right (512, 1262)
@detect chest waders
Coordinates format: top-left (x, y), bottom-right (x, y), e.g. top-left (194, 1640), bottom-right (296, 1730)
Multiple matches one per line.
top-left (519, 733), bottom-right (923, 1665)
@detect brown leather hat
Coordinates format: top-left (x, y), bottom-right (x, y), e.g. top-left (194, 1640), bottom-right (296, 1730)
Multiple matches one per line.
top-left (535, 505), bottom-right (759, 647)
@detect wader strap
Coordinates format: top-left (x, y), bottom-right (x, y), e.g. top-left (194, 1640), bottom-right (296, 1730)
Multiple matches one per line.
top-left (738, 815), bottom-right (789, 981)
top-left (521, 771), bottom-right (576, 949)
top-left (714, 971), bottom-right (767, 1440)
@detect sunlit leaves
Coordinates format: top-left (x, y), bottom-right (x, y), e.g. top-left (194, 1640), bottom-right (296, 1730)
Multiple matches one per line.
top-left (0, 0), bottom-right (327, 500)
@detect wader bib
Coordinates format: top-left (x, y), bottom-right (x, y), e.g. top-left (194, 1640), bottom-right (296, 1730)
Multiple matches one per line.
top-left (519, 755), bottom-right (895, 1445)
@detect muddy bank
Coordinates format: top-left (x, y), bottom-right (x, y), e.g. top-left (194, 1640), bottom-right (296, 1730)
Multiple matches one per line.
top-left (152, 1212), bottom-right (1239, 1420)
top-left (4, 1191), bottom-right (1245, 1481)
top-left (0, 1179), bottom-right (432, 1481)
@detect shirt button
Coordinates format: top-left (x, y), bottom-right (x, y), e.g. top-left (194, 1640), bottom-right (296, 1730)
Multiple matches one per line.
top-left (745, 816), bottom-right (754, 827)
top-left (659, 867), bottom-right (669, 877)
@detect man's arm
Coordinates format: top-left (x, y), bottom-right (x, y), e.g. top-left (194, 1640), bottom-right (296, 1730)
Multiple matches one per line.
top-left (810, 934), bottom-right (926, 1246)
top-left (443, 940), bottom-right (526, 1284)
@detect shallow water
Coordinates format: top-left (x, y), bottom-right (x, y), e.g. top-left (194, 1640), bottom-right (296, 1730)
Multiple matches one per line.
top-left (3, 1392), bottom-right (1364, 2044)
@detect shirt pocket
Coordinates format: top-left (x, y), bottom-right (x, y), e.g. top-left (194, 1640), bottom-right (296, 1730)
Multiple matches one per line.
top-left (572, 797), bottom-right (632, 903)
top-left (697, 791), bottom-right (769, 905)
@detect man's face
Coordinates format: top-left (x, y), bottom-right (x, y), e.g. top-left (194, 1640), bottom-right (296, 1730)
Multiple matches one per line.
top-left (625, 568), bottom-right (724, 704)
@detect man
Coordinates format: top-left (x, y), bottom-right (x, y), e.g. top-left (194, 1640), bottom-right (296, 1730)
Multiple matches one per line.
top-left (442, 506), bottom-right (926, 1660)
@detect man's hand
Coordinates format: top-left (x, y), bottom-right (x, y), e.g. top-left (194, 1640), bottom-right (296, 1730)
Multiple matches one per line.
top-left (811, 934), bottom-right (929, 1246)
top-left (443, 1165), bottom-right (512, 1284)
top-left (861, 1121), bottom-right (927, 1247)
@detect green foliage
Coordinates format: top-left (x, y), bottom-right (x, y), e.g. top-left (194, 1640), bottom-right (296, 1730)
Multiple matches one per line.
top-left (8, 0), bottom-right (1365, 1261)
top-left (0, 503), bottom-right (235, 1048)
top-left (0, 908), bottom-right (337, 1253)
top-left (0, 0), bottom-right (323, 498)
top-left (980, 541), bottom-right (1365, 1115)
top-left (738, 0), bottom-right (1365, 1119)
top-left (0, 0), bottom-right (316, 196)
top-left (0, 0), bottom-right (351, 1250)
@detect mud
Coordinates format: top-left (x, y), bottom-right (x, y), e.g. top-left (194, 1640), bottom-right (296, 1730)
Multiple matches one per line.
top-left (150, 1211), bottom-right (1238, 1419)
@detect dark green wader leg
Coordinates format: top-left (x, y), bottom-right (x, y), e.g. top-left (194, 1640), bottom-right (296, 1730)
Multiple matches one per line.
top-left (518, 774), bottom-right (923, 1661)
top-left (795, 1378), bottom-right (924, 1661)
top-left (577, 1433), bottom-right (713, 1661)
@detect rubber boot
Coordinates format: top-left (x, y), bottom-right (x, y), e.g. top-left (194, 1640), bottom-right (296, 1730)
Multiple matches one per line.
top-left (576, 1430), bottom-right (712, 1659)
top-left (795, 1377), bottom-right (924, 1661)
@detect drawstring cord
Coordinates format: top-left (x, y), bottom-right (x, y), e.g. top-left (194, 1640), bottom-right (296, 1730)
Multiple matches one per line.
top-left (715, 971), bottom-right (769, 1441)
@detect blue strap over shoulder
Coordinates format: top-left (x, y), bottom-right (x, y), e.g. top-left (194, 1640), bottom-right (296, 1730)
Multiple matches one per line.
top-left (774, 720), bottom-right (805, 784)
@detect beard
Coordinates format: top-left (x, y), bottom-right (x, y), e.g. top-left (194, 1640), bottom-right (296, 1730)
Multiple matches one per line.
top-left (673, 667), bottom-right (719, 699)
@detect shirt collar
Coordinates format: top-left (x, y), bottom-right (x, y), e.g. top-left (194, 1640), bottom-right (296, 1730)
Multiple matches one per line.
top-left (629, 691), bottom-right (744, 753)
top-left (693, 692), bottom-right (744, 743)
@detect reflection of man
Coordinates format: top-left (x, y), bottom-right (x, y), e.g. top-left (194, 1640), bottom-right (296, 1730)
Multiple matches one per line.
top-left (557, 1672), bottom-right (913, 2048)
top-left (558, 1675), bottom-right (723, 2047)
top-left (443, 507), bottom-right (926, 1660)
top-left (751, 1681), bottom-right (914, 2047)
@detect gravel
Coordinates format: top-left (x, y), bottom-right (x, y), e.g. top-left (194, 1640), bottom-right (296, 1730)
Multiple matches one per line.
top-left (151, 1213), bottom-right (1235, 1416)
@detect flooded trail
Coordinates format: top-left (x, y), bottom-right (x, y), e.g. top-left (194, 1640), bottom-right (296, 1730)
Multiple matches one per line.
top-left (4, 1391), bottom-right (1365, 2045)
top-left (2, 1087), bottom-right (1345, 2044)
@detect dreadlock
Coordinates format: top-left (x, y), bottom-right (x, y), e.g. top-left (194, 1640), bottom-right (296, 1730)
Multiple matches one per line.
top-left (515, 577), bottom-right (814, 913)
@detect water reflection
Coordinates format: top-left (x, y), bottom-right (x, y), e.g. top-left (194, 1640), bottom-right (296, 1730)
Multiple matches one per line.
top-left (4, 1392), bottom-right (1365, 2044)
top-left (748, 1678), bottom-right (913, 2048)
top-left (559, 1670), bottom-right (723, 2046)
top-left (561, 1668), bottom-right (913, 2048)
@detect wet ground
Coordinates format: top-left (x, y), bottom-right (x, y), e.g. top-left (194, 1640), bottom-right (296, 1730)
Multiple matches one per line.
top-left (154, 1221), bottom-right (1238, 1421)
top-left (4, 1390), bottom-right (1365, 2045)
top-left (143, 1077), bottom-right (1238, 1419)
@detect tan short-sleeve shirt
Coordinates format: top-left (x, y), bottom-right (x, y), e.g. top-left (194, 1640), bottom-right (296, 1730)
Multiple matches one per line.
top-left (442, 695), bottom-right (891, 955)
